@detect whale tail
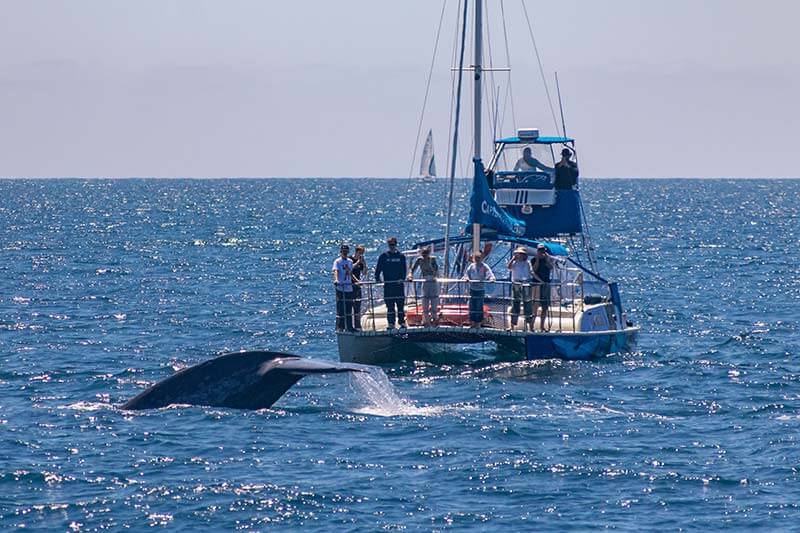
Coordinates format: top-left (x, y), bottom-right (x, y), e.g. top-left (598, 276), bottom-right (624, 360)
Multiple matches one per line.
top-left (121, 351), bottom-right (368, 411)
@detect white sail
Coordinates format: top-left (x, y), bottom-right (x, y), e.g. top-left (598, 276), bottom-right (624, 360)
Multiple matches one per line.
top-left (419, 129), bottom-right (437, 179)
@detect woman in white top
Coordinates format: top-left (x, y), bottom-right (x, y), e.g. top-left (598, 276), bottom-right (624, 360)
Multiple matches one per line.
top-left (507, 247), bottom-right (533, 331)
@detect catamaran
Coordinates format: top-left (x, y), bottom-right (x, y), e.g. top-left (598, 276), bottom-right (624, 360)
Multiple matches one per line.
top-left (418, 129), bottom-right (437, 183)
top-left (337, 1), bottom-right (639, 364)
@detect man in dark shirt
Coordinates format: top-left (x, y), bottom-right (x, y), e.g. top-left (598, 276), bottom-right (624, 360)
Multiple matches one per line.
top-left (554, 147), bottom-right (579, 189)
top-left (374, 236), bottom-right (407, 329)
top-left (349, 245), bottom-right (367, 331)
top-left (531, 244), bottom-right (555, 331)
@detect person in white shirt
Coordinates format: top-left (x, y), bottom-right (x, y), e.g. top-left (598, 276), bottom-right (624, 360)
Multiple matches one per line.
top-left (332, 244), bottom-right (355, 332)
top-left (462, 252), bottom-right (495, 328)
top-left (507, 246), bottom-right (533, 331)
top-left (513, 147), bottom-right (554, 173)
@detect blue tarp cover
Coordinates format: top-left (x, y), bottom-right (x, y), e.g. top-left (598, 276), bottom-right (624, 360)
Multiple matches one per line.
top-left (467, 159), bottom-right (526, 237)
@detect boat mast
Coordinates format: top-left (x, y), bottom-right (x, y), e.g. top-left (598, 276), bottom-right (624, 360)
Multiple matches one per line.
top-left (471, 0), bottom-right (483, 256)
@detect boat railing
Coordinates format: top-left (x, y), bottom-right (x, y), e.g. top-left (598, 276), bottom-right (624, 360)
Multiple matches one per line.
top-left (335, 278), bottom-right (613, 334)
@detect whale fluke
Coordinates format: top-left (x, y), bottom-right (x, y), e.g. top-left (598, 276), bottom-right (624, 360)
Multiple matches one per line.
top-left (121, 350), bottom-right (367, 411)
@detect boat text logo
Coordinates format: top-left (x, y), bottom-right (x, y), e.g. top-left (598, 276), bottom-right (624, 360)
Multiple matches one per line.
top-left (481, 200), bottom-right (525, 236)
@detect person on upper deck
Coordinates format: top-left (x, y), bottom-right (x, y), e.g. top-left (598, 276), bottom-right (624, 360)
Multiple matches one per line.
top-left (514, 147), bottom-right (554, 174)
top-left (408, 246), bottom-right (440, 326)
top-left (554, 147), bottom-right (579, 189)
top-left (375, 236), bottom-right (407, 330)
top-left (462, 252), bottom-right (495, 329)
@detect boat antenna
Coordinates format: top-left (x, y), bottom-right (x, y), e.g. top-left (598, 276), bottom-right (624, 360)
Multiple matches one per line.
top-left (443, 0), bottom-right (470, 276)
top-left (555, 71), bottom-right (567, 139)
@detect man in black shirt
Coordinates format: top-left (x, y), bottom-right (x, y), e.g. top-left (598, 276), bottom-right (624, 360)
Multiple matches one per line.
top-left (349, 245), bottom-right (367, 331)
top-left (374, 236), bottom-right (407, 329)
top-left (554, 147), bottom-right (579, 189)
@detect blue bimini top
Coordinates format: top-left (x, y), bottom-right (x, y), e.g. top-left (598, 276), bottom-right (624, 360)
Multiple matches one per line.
top-left (495, 136), bottom-right (574, 145)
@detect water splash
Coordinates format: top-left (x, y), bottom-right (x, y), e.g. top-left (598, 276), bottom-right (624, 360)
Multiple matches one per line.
top-left (60, 401), bottom-right (111, 411)
top-left (348, 368), bottom-right (440, 417)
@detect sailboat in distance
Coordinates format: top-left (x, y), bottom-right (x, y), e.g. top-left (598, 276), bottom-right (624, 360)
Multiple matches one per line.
top-left (418, 129), bottom-right (437, 183)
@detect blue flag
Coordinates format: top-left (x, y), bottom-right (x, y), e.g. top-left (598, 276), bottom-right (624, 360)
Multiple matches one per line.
top-left (467, 159), bottom-right (526, 236)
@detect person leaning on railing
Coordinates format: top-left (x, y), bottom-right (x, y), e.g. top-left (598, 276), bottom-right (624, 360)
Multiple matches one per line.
top-left (507, 246), bottom-right (533, 331)
top-left (407, 246), bottom-right (440, 326)
top-left (462, 252), bottom-right (495, 329)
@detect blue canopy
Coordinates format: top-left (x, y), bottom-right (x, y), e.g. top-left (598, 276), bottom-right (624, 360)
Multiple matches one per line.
top-left (495, 136), bottom-right (574, 145)
top-left (412, 234), bottom-right (569, 256)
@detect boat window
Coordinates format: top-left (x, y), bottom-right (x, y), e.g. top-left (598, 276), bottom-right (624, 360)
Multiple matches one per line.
top-left (497, 144), bottom-right (555, 172)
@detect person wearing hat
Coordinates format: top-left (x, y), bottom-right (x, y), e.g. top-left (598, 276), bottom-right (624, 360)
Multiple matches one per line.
top-left (462, 251), bottom-right (495, 329)
top-left (374, 236), bottom-right (408, 329)
top-left (332, 244), bottom-right (355, 332)
top-left (408, 246), bottom-right (440, 326)
top-left (507, 246), bottom-right (534, 331)
top-left (531, 243), bottom-right (555, 331)
top-left (554, 147), bottom-right (578, 189)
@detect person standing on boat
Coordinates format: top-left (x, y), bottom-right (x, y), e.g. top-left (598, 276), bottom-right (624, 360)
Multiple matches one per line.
top-left (350, 245), bottom-right (367, 331)
top-left (407, 246), bottom-right (440, 326)
top-left (514, 146), bottom-right (554, 173)
top-left (531, 244), bottom-right (555, 332)
top-left (375, 236), bottom-right (407, 330)
top-left (462, 252), bottom-right (495, 329)
top-left (554, 147), bottom-right (579, 189)
top-left (507, 247), bottom-right (533, 331)
top-left (332, 244), bottom-right (355, 332)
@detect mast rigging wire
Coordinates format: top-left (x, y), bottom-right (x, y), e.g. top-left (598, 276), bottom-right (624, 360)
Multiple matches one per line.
top-left (406, 0), bottom-right (450, 179)
top-left (499, 0), bottom-right (517, 132)
top-left (483, 1), bottom-right (498, 147)
top-left (444, 0), bottom-right (463, 196)
top-left (443, 0), bottom-right (470, 276)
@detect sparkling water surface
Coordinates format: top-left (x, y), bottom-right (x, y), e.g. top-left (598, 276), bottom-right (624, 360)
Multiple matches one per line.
top-left (1, 178), bottom-right (798, 530)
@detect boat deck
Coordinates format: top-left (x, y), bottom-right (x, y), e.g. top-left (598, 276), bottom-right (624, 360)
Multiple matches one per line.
top-left (340, 325), bottom-right (526, 343)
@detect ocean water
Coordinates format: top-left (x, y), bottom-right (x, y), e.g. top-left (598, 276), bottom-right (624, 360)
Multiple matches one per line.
top-left (0, 178), bottom-right (798, 530)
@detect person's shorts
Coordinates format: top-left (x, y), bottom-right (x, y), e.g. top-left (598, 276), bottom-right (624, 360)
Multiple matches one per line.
top-left (538, 283), bottom-right (551, 306)
top-left (422, 280), bottom-right (439, 299)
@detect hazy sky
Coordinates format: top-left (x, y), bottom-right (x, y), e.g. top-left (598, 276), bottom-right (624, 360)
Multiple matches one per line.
top-left (1, 0), bottom-right (798, 178)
